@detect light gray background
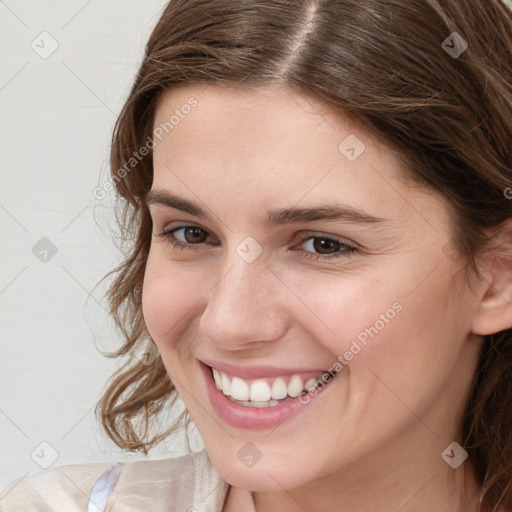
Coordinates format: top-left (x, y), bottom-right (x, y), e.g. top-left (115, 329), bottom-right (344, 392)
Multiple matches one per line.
top-left (0, 0), bottom-right (202, 490)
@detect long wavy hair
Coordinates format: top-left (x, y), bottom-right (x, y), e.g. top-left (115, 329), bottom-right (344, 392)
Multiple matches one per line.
top-left (94, 1), bottom-right (512, 510)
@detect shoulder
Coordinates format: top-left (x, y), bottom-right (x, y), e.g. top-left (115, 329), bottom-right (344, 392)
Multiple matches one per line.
top-left (0, 461), bottom-right (114, 511)
top-left (0, 450), bottom-right (228, 512)
top-left (109, 450), bottom-right (228, 510)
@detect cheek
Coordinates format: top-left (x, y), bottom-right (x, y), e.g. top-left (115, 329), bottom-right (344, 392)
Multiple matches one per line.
top-left (141, 253), bottom-right (201, 347)
top-left (339, 268), bottom-right (470, 413)
top-left (284, 268), bottom-right (402, 360)
top-left (297, 258), bottom-right (464, 385)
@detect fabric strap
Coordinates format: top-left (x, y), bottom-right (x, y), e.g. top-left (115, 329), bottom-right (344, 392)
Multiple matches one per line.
top-left (87, 463), bottom-right (124, 512)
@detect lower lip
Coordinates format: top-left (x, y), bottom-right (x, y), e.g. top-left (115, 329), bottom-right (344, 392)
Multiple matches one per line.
top-left (200, 362), bottom-right (331, 430)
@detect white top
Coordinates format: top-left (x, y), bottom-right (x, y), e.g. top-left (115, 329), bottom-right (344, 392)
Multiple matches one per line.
top-left (0, 450), bottom-right (229, 511)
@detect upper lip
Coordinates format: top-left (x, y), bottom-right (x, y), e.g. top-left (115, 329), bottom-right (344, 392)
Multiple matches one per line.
top-left (200, 358), bottom-right (327, 380)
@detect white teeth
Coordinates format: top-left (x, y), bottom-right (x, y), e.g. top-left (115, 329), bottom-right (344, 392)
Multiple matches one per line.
top-left (247, 400), bottom-right (269, 408)
top-left (230, 377), bottom-right (249, 401)
top-left (229, 398), bottom-right (282, 408)
top-left (271, 378), bottom-right (288, 400)
top-left (250, 380), bottom-right (272, 402)
top-left (211, 367), bottom-right (334, 404)
top-left (305, 378), bottom-right (317, 392)
top-left (287, 375), bottom-right (304, 397)
top-left (221, 373), bottom-right (231, 396)
top-left (212, 368), bottom-right (222, 390)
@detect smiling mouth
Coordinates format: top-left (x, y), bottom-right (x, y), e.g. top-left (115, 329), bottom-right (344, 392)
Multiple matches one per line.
top-left (207, 365), bottom-right (339, 408)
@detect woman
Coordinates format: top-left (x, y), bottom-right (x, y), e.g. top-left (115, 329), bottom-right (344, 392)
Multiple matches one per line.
top-left (2, 0), bottom-right (512, 510)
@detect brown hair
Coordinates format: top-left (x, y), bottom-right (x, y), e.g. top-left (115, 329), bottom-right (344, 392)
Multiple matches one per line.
top-left (95, 0), bottom-right (512, 509)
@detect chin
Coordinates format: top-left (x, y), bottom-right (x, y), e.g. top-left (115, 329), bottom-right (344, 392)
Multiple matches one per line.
top-left (205, 445), bottom-right (315, 493)
top-left (223, 467), bottom-right (301, 493)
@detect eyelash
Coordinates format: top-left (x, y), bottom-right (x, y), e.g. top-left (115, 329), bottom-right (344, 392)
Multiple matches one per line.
top-left (155, 225), bottom-right (358, 261)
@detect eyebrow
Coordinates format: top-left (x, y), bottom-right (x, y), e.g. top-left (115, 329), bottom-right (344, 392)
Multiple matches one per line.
top-left (145, 190), bottom-right (387, 226)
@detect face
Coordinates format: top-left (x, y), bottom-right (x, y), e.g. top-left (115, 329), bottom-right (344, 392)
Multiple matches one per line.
top-left (142, 84), bottom-right (483, 493)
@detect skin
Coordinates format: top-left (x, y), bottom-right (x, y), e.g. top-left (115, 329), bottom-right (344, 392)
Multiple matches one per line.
top-left (142, 83), bottom-right (512, 512)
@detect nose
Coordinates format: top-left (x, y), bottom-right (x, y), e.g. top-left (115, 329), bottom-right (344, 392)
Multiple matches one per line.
top-left (199, 252), bottom-right (288, 351)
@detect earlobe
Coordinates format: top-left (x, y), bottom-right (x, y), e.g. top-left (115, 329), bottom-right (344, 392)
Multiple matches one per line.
top-left (471, 220), bottom-right (512, 336)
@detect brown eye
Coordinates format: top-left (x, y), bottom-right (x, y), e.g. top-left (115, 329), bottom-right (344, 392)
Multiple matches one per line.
top-left (296, 234), bottom-right (358, 262)
top-left (156, 225), bottom-right (217, 252)
top-left (311, 237), bottom-right (343, 254)
top-left (181, 226), bottom-right (208, 243)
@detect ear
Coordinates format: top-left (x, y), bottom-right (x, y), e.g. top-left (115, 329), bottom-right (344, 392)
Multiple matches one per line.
top-left (471, 219), bottom-right (512, 336)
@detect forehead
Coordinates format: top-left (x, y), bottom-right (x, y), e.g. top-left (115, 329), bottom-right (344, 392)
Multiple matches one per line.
top-left (150, 84), bottom-right (448, 229)
top-left (153, 83), bottom-right (367, 149)
top-left (152, 84), bottom-right (388, 179)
